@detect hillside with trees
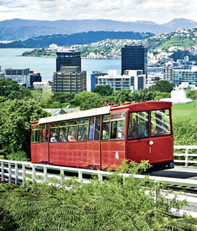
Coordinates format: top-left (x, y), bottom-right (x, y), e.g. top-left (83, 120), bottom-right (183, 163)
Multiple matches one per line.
top-left (0, 31), bottom-right (153, 48)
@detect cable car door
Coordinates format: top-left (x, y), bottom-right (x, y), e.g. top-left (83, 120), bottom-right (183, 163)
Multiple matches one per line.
top-left (88, 116), bottom-right (101, 168)
top-left (40, 124), bottom-right (49, 163)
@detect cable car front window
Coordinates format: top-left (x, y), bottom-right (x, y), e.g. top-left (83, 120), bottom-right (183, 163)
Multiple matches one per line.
top-left (128, 111), bottom-right (149, 140)
top-left (151, 110), bottom-right (171, 137)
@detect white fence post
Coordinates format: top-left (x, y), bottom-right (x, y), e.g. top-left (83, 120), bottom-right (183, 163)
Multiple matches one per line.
top-left (60, 169), bottom-right (64, 181)
top-left (44, 166), bottom-right (48, 182)
top-left (1, 161), bottom-right (4, 182)
top-left (8, 162), bottom-right (11, 183)
top-left (185, 148), bottom-right (189, 167)
top-left (22, 164), bottom-right (25, 187)
top-left (32, 165), bottom-right (36, 182)
top-left (98, 173), bottom-right (103, 181)
top-left (15, 163), bottom-right (18, 185)
top-left (78, 170), bottom-right (83, 183)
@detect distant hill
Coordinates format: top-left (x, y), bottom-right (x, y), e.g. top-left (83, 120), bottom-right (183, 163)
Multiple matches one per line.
top-left (144, 28), bottom-right (197, 51)
top-left (21, 28), bottom-right (197, 62)
top-left (0, 18), bottom-right (196, 41)
top-left (0, 31), bottom-right (153, 48)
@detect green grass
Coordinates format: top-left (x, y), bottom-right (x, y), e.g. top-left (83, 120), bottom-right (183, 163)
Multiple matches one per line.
top-left (172, 100), bottom-right (197, 123)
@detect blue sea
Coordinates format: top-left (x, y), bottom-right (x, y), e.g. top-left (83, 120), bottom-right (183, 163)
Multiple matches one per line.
top-left (0, 48), bottom-right (121, 89)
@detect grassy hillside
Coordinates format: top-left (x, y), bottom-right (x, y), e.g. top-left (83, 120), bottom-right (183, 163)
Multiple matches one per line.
top-left (172, 100), bottom-right (197, 123)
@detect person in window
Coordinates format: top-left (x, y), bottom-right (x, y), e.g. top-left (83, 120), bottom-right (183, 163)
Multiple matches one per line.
top-left (111, 127), bottom-right (117, 139)
top-left (59, 132), bottom-right (66, 142)
top-left (102, 129), bottom-right (109, 140)
top-left (88, 123), bottom-right (94, 140)
top-left (51, 133), bottom-right (57, 142)
top-left (68, 131), bottom-right (77, 141)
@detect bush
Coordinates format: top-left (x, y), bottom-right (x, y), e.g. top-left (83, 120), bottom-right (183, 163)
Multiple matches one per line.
top-left (0, 162), bottom-right (196, 230)
top-left (6, 151), bottom-right (28, 161)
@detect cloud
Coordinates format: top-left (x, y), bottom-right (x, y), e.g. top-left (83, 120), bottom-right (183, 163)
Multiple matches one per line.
top-left (0, 0), bottom-right (196, 24)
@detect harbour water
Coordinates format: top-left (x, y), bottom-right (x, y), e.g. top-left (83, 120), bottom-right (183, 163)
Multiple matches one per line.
top-left (0, 48), bottom-right (121, 88)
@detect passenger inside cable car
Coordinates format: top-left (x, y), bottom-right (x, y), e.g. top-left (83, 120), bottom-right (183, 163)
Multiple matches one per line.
top-left (51, 133), bottom-right (57, 142)
top-left (59, 132), bottom-right (67, 142)
top-left (68, 131), bottom-right (77, 141)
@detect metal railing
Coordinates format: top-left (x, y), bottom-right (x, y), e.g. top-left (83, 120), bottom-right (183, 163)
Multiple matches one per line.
top-left (0, 145), bottom-right (197, 186)
top-left (174, 145), bottom-right (197, 167)
top-left (1, 159), bottom-right (197, 188)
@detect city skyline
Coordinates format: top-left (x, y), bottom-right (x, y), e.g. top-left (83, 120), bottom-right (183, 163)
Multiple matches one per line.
top-left (0, 0), bottom-right (196, 24)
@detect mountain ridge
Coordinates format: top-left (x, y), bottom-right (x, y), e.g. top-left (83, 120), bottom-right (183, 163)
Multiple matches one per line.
top-left (0, 18), bottom-right (196, 41)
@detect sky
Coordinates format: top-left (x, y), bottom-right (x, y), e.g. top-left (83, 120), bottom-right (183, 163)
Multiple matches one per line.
top-left (0, 0), bottom-right (196, 24)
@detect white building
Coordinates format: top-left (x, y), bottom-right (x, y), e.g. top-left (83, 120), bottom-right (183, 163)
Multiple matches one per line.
top-left (96, 70), bottom-right (146, 91)
top-left (173, 66), bottom-right (197, 86)
top-left (5, 68), bottom-right (30, 86)
top-left (33, 81), bottom-right (53, 91)
top-left (0, 66), bottom-right (5, 79)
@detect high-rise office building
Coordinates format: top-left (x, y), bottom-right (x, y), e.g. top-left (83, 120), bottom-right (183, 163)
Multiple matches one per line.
top-left (121, 45), bottom-right (147, 75)
top-left (53, 69), bottom-right (86, 94)
top-left (53, 49), bottom-right (86, 93)
top-left (56, 49), bottom-right (81, 72)
top-left (27, 72), bottom-right (42, 89)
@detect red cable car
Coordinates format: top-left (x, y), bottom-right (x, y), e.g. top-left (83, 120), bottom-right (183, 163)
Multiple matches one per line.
top-left (31, 101), bottom-right (174, 169)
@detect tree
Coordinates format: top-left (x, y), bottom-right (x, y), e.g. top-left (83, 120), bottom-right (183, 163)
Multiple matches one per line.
top-left (149, 81), bottom-right (173, 93)
top-left (0, 99), bottom-right (49, 159)
top-left (93, 85), bottom-right (113, 96)
top-left (50, 92), bottom-right (75, 104)
top-left (31, 89), bottom-right (53, 106)
top-left (112, 89), bottom-right (132, 104)
top-left (73, 91), bottom-right (103, 110)
top-left (0, 78), bottom-right (31, 101)
top-left (153, 91), bottom-right (171, 101)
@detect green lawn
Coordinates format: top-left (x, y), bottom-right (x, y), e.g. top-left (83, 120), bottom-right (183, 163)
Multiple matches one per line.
top-left (172, 100), bottom-right (197, 123)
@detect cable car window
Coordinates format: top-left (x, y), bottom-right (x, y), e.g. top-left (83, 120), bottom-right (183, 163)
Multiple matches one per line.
top-left (151, 110), bottom-right (171, 137)
top-left (88, 117), bottom-right (94, 141)
top-left (41, 125), bottom-right (48, 142)
top-left (45, 125), bottom-right (49, 142)
top-left (128, 111), bottom-right (149, 140)
top-left (94, 116), bottom-right (101, 141)
top-left (102, 114), bottom-right (110, 140)
top-left (67, 120), bottom-right (78, 142)
top-left (110, 112), bottom-right (125, 140)
top-left (50, 122), bottom-right (59, 142)
top-left (59, 122), bottom-right (68, 142)
top-left (78, 118), bottom-right (88, 141)
top-left (32, 126), bottom-right (40, 143)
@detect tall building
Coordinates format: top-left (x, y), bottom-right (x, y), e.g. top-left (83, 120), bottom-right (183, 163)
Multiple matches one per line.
top-left (163, 62), bottom-right (173, 83)
top-left (121, 45), bottom-right (147, 75)
top-left (53, 70), bottom-right (86, 94)
top-left (27, 72), bottom-right (42, 89)
top-left (53, 49), bottom-right (86, 94)
top-left (56, 49), bottom-right (81, 72)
